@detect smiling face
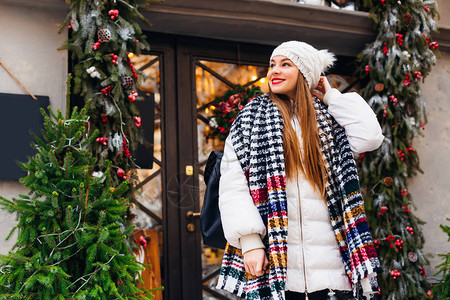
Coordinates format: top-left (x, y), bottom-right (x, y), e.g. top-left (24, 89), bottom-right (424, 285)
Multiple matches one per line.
top-left (267, 55), bottom-right (299, 99)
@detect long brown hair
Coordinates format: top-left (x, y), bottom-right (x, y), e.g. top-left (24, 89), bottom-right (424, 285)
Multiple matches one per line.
top-left (269, 72), bottom-right (328, 200)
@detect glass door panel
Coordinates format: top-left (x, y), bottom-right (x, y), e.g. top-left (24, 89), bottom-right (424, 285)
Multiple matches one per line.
top-left (130, 54), bottom-right (164, 298)
top-left (195, 59), bottom-right (268, 299)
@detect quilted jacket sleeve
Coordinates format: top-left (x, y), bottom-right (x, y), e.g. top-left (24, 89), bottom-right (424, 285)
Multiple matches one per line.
top-left (218, 135), bottom-right (267, 251)
top-left (323, 89), bottom-right (384, 155)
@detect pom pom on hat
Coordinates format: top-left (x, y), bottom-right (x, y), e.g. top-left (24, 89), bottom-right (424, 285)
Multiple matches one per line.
top-left (270, 41), bottom-right (336, 89)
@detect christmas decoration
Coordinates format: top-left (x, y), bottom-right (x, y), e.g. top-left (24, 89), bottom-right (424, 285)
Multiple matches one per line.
top-left (390, 269), bottom-right (401, 280)
top-left (355, 0), bottom-right (439, 298)
top-left (128, 91), bottom-right (138, 102)
top-left (383, 176), bottom-right (393, 187)
top-left (375, 82), bottom-right (384, 92)
top-left (408, 251), bottom-right (418, 263)
top-left (59, 0), bottom-right (151, 190)
top-left (134, 116), bottom-right (142, 128)
top-left (117, 168), bottom-right (127, 180)
top-left (402, 13), bottom-right (412, 25)
top-left (96, 137), bottom-right (108, 146)
top-left (0, 98), bottom-right (154, 299)
top-left (206, 85), bottom-right (262, 141)
top-left (378, 206), bottom-right (388, 215)
top-left (86, 66), bottom-right (101, 79)
top-left (98, 28), bottom-right (112, 43)
top-left (122, 76), bottom-right (135, 90)
top-left (111, 53), bottom-right (119, 65)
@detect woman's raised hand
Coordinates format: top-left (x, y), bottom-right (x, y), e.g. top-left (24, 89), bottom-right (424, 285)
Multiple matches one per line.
top-left (243, 248), bottom-right (269, 277)
top-left (311, 76), bottom-right (332, 101)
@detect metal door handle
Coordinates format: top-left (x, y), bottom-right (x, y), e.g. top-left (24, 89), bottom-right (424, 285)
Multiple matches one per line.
top-left (186, 211), bottom-right (201, 219)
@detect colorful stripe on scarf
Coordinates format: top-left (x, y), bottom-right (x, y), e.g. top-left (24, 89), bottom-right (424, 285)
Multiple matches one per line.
top-left (216, 94), bottom-right (381, 299)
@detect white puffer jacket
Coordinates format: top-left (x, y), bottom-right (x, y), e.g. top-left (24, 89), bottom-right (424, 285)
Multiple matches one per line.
top-left (219, 89), bottom-right (384, 294)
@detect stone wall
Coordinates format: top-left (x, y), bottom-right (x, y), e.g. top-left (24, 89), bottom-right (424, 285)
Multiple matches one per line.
top-left (409, 50), bottom-right (450, 279)
top-left (0, 4), bottom-right (68, 254)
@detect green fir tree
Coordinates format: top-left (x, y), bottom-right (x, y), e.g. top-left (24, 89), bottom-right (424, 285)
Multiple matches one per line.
top-left (0, 102), bottom-right (153, 299)
top-left (355, 0), bottom-right (440, 299)
top-left (432, 219), bottom-right (450, 300)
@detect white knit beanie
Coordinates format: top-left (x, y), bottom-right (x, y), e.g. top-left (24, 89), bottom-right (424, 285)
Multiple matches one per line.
top-left (270, 41), bottom-right (336, 89)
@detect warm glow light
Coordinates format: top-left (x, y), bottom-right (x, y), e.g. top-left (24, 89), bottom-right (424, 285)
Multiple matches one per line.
top-left (260, 78), bottom-right (266, 83)
top-left (128, 52), bottom-right (135, 59)
top-left (205, 108), bottom-right (210, 114)
top-left (210, 105), bottom-right (216, 110)
top-left (251, 76), bottom-right (257, 81)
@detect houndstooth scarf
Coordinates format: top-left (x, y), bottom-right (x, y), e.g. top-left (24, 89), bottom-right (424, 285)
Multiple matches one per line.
top-left (216, 94), bottom-right (381, 299)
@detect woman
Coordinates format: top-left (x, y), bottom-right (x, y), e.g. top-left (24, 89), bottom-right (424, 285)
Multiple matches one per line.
top-left (216, 41), bottom-right (383, 300)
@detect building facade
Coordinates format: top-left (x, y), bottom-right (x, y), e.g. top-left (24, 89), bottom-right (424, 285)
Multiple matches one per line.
top-left (0, 0), bottom-right (449, 299)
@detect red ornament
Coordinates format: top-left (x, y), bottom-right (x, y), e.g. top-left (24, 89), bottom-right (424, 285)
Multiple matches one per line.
top-left (218, 127), bottom-right (227, 133)
top-left (404, 73), bottom-right (411, 86)
top-left (427, 290), bottom-right (433, 298)
top-left (389, 95), bottom-right (398, 106)
top-left (110, 54), bottom-right (119, 65)
top-left (101, 113), bottom-right (108, 123)
top-left (101, 86), bottom-right (112, 95)
top-left (358, 152), bottom-right (365, 163)
top-left (138, 235), bottom-right (147, 247)
top-left (398, 150), bottom-right (405, 161)
top-left (407, 146), bottom-right (415, 153)
top-left (92, 42), bottom-right (101, 50)
top-left (429, 41), bottom-right (439, 49)
top-left (423, 5), bottom-right (430, 12)
top-left (134, 116), bottom-right (142, 128)
top-left (382, 104), bottom-right (388, 118)
top-left (420, 121), bottom-right (425, 130)
top-left (128, 91), bottom-right (138, 102)
top-left (365, 65), bottom-right (370, 75)
top-left (382, 43), bottom-right (389, 55)
top-left (373, 239), bottom-right (380, 248)
top-left (423, 33), bottom-right (430, 44)
top-left (400, 189), bottom-right (408, 196)
top-left (96, 137), bottom-right (108, 146)
top-left (380, 0), bottom-right (386, 7)
top-left (117, 168), bottom-right (126, 180)
top-left (386, 235), bottom-right (396, 248)
top-left (122, 138), bottom-right (131, 158)
top-left (396, 33), bottom-right (404, 46)
top-left (406, 226), bottom-right (414, 235)
top-left (68, 24), bottom-right (72, 29)
top-left (390, 269), bottom-right (401, 279)
top-left (378, 206), bottom-right (388, 216)
top-left (127, 57), bottom-right (138, 79)
top-left (108, 9), bottom-right (119, 19)
top-left (394, 239), bottom-right (403, 249)
top-left (414, 71), bottom-right (422, 81)
top-left (402, 204), bottom-right (411, 214)
top-left (420, 265), bottom-right (428, 278)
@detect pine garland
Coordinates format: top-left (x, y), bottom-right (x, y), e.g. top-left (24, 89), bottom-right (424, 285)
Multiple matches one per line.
top-left (355, 0), bottom-right (440, 299)
top-left (206, 85), bottom-right (262, 141)
top-left (59, 0), bottom-right (152, 187)
top-left (0, 96), bottom-right (155, 299)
